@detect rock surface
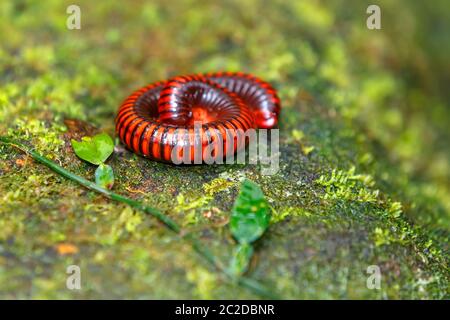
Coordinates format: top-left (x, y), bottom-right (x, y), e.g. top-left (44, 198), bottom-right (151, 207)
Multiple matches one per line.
top-left (0, 1), bottom-right (448, 299)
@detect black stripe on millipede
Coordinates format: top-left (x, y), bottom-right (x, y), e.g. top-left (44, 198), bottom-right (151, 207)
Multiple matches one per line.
top-left (148, 124), bottom-right (161, 159)
top-left (137, 123), bottom-right (151, 155)
top-left (159, 126), bottom-right (169, 161)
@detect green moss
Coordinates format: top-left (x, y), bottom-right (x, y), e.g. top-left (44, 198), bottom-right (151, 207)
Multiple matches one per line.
top-left (3, 118), bottom-right (66, 159)
top-left (203, 178), bottom-right (235, 196)
top-left (0, 0), bottom-right (448, 299)
top-left (315, 166), bottom-right (380, 203)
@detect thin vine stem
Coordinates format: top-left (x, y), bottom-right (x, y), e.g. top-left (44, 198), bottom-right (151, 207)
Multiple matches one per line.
top-left (0, 136), bottom-right (279, 299)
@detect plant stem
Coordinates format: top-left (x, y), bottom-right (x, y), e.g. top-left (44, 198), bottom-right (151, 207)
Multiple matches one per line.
top-left (0, 136), bottom-right (278, 299)
top-left (189, 235), bottom-right (278, 298)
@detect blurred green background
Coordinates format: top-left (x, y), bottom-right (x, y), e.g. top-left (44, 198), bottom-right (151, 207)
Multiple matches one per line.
top-left (0, 0), bottom-right (448, 299)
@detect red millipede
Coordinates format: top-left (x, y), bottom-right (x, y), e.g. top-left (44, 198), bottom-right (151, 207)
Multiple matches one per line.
top-left (115, 71), bottom-right (281, 164)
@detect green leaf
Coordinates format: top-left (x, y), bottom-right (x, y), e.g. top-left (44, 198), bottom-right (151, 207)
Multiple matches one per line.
top-left (230, 179), bottom-right (270, 244)
top-left (229, 243), bottom-right (254, 276)
top-left (95, 163), bottom-right (114, 189)
top-left (71, 132), bottom-right (114, 165)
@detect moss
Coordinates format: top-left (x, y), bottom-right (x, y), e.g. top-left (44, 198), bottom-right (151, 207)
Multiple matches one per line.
top-left (203, 178), bottom-right (235, 196)
top-left (0, 0), bottom-right (448, 299)
top-left (315, 166), bottom-right (380, 203)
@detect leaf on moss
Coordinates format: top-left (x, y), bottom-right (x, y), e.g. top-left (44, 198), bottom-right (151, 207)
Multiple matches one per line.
top-left (230, 179), bottom-right (270, 244)
top-left (229, 243), bottom-right (254, 276)
top-left (95, 163), bottom-right (114, 189)
top-left (71, 132), bottom-right (114, 165)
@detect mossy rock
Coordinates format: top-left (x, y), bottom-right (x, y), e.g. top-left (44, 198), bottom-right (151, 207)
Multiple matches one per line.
top-left (0, 1), bottom-right (448, 299)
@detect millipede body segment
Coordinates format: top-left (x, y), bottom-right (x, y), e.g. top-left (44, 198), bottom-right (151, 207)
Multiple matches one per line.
top-left (115, 72), bottom-right (281, 164)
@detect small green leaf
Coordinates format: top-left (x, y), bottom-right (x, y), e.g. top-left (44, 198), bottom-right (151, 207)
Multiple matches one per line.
top-left (71, 132), bottom-right (114, 165)
top-left (95, 163), bottom-right (114, 189)
top-left (230, 179), bottom-right (270, 244)
top-left (229, 243), bottom-right (254, 276)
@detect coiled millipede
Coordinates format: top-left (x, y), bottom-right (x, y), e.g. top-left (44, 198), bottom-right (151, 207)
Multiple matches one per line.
top-left (115, 72), bottom-right (281, 164)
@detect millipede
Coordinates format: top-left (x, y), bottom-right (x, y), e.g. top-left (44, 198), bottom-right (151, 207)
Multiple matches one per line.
top-left (115, 71), bottom-right (281, 164)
